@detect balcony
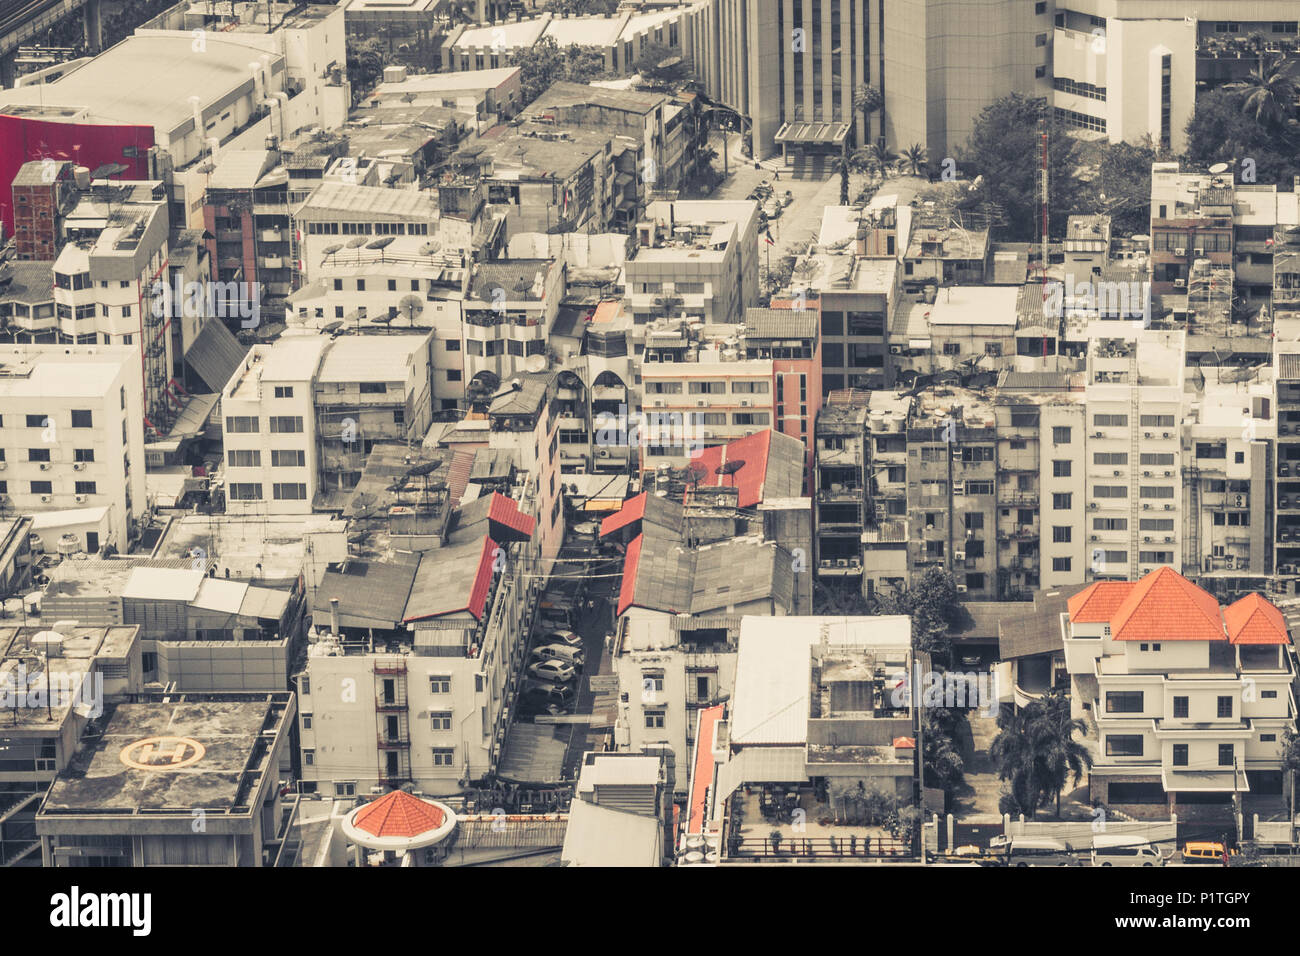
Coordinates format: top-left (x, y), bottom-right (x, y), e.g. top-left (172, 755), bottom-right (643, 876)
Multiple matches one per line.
top-left (997, 491), bottom-right (1038, 506)
top-left (818, 557), bottom-right (863, 576)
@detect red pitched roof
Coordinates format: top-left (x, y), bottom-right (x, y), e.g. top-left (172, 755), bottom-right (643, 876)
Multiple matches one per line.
top-left (687, 430), bottom-right (773, 508)
top-left (616, 533), bottom-right (643, 616)
top-left (1067, 581), bottom-right (1136, 623)
top-left (1224, 593), bottom-right (1290, 646)
top-left (687, 704), bottom-right (724, 835)
top-left (353, 789), bottom-right (446, 839)
top-left (600, 492), bottom-right (647, 537)
top-left (467, 536), bottom-right (499, 621)
top-left (487, 491), bottom-right (536, 541)
top-left (445, 449), bottom-right (476, 509)
top-left (1110, 567), bottom-right (1225, 642)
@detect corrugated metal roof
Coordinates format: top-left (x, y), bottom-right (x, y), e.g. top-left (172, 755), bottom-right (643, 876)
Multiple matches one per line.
top-left (716, 747), bottom-right (807, 800)
top-left (744, 307), bottom-right (818, 340)
top-left (1281, 353), bottom-right (1300, 381)
top-left (313, 555), bottom-right (418, 630)
top-left (121, 566), bottom-right (205, 602)
top-left (185, 318), bottom-right (249, 392)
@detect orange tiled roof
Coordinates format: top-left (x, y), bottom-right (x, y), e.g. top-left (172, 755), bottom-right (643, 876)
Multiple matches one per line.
top-left (1110, 567), bottom-right (1225, 642)
top-left (1224, 593), bottom-right (1290, 646)
top-left (1066, 580), bottom-right (1135, 623)
top-left (352, 790), bottom-right (447, 839)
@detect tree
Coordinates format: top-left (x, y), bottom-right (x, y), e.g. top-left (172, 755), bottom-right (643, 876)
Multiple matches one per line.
top-left (1229, 56), bottom-right (1298, 127)
top-left (1087, 138), bottom-right (1158, 237)
top-left (633, 41), bottom-right (694, 89)
top-left (960, 93), bottom-right (1084, 241)
top-left (990, 706), bottom-right (1045, 817)
top-left (862, 143), bottom-right (898, 179)
top-left (548, 0), bottom-right (619, 14)
top-left (1185, 86), bottom-right (1300, 189)
top-left (922, 707), bottom-right (966, 792)
top-left (512, 36), bottom-right (567, 106)
top-left (1030, 692), bottom-right (1093, 816)
top-left (873, 567), bottom-right (961, 660)
top-left (1281, 726), bottom-right (1300, 817)
top-left (899, 143), bottom-right (928, 177)
top-left (813, 580), bottom-right (872, 615)
top-left (564, 43), bottom-right (609, 84)
top-left (346, 37), bottom-right (386, 100)
top-left (832, 155), bottom-right (852, 205)
top-left (853, 84), bottom-right (883, 143)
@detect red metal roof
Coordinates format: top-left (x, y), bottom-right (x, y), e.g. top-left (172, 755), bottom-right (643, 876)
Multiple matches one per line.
top-left (353, 789), bottom-right (446, 839)
top-left (1224, 593), bottom-right (1290, 646)
top-left (687, 704), bottom-right (724, 835)
top-left (467, 536), bottom-right (498, 621)
top-left (488, 491), bottom-right (536, 540)
top-left (892, 737), bottom-right (916, 749)
top-left (687, 430), bottom-right (773, 508)
top-left (616, 533), bottom-right (643, 616)
top-left (1066, 581), bottom-right (1135, 623)
top-left (599, 492), bottom-right (647, 537)
top-left (445, 449), bottom-right (476, 509)
top-left (1110, 566), bottom-right (1225, 642)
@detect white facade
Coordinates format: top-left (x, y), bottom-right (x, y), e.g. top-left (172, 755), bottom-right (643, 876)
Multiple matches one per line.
top-left (0, 346), bottom-right (146, 551)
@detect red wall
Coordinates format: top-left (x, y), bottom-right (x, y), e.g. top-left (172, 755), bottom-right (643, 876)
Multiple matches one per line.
top-left (0, 114), bottom-right (154, 237)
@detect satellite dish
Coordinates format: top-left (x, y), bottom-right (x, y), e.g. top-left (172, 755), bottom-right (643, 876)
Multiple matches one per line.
top-left (90, 162), bottom-right (129, 180)
top-left (322, 244), bottom-right (343, 256)
top-left (407, 461), bottom-right (440, 477)
top-left (366, 236), bottom-right (396, 250)
top-left (346, 237), bottom-right (368, 248)
top-left (419, 240), bottom-right (440, 255)
top-left (717, 460), bottom-right (746, 476)
top-left (321, 320), bottom-right (344, 334)
top-left (1208, 162), bottom-right (1230, 175)
top-left (524, 354), bottom-right (547, 372)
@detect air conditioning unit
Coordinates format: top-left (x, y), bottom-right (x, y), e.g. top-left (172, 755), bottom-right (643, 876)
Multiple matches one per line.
top-left (955, 584), bottom-right (968, 593)
top-left (1193, 247), bottom-right (1205, 257)
top-left (740, 399), bottom-right (751, 407)
top-left (1173, 279), bottom-right (1186, 289)
top-left (1164, 504), bottom-right (1174, 510)
top-left (696, 400), bottom-right (706, 407)
top-left (1090, 534), bottom-right (1099, 541)
top-left (1162, 432), bottom-right (1171, 439)
top-left (72, 462), bottom-right (85, 471)
top-left (1143, 503), bottom-right (1151, 509)
top-left (1143, 536), bottom-right (1152, 543)
top-left (1089, 502), bottom-right (1099, 509)
top-left (596, 448), bottom-right (611, 458)
top-left (0, 461), bottom-right (6, 471)
top-left (39, 495), bottom-right (50, 503)
top-left (889, 345), bottom-right (904, 355)
top-left (1174, 247), bottom-right (1187, 257)
top-left (38, 463), bottom-right (50, 471)
top-left (1144, 432), bottom-right (1153, 439)
top-left (954, 550), bottom-right (966, 561)
top-left (1164, 536), bottom-right (1173, 543)
top-left (653, 400), bottom-right (664, 407)
top-left (1163, 470), bottom-right (1172, 477)
top-left (1094, 431), bottom-right (1105, 438)
top-left (74, 494), bottom-right (86, 503)
top-left (1113, 469), bottom-right (1121, 476)
top-left (1143, 470), bottom-right (1151, 477)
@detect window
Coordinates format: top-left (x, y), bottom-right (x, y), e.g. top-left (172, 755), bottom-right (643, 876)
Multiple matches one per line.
top-left (429, 675), bottom-right (451, 694)
top-left (642, 671), bottom-right (665, 693)
top-left (432, 748), bottom-right (455, 766)
top-left (272, 449), bottom-right (306, 467)
top-left (1172, 744), bottom-right (1188, 766)
top-left (302, 713), bottom-right (312, 730)
top-left (1105, 691), bottom-right (1144, 714)
top-left (1262, 690), bottom-right (1278, 699)
top-left (27, 448), bottom-right (49, 462)
top-left (69, 409), bottom-right (92, 428)
top-left (1052, 460), bottom-right (1071, 477)
top-left (1261, 733), bottom-right (1277, 742)
top-left (228, 449), bottom-right (261, 467)
top-left (1216, 696), bottom-right (1233, 718)
top-left (226, 416), bottom-right (259, 433)
top-left (942, 342), bottom-right (961, 356)
top-left (74, 481), bottom-right (96, 495)
top-left (1218, 744), bottom-right (1234, 767)
top-left (304, 749), bottom-right (314, 765)
top-left (1052, 426), bottom-right (1071, 444)
top-left (1139, 486), bottom-right (1174, 499)
top-left (1052, 493), bottom-right (1072, 509)
top-left (1093, 452), bottom-right (1128, 465)
top-left (430, 712), bottom-right (452, 731)
top-left (269, 416), bottom-right (304, 433)
top-left (1171, 696), bottom-right (1189, 718)
top-left (30, 480), bottom-right (52, 495)
top-left (644, 710), bottom-right (666, 729)
top-left (273, 386), bottom-right (294, 399)
top-left (25, 414), bottom-right (46, 428)
top-left (334, 783), bottom-right (355, 797)
top-left (1052, 526), bottom-right (1071, 543)
top-left (1140, 415), bottom-right (1176, 428)
top-left (272, 483), bottom-right (307, 500)
top-left (301, 677), bottom-right (310, 696)
top-left (359, 382), bottom-right (387, 394)
top-left (1105, 735), bottom-right (1143, 757)
top-left (228, 483), bottom-right (263, 501)
top-left (74, 448), bottom-right (94, 463)
top-left (1051, 557), bottom-right (1072, 572)
top-left (1094, 414), bottom-right (1128, 427)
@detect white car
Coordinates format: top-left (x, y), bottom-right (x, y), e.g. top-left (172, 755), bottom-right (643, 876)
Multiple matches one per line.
top-left (528, 659), bottom-right (576, 683)
top-left (544, 630), bottom-right (583, 649)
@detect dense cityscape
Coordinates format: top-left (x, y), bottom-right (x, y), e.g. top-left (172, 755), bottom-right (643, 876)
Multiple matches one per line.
top-left (0, 0), bottom-right (1292, 925)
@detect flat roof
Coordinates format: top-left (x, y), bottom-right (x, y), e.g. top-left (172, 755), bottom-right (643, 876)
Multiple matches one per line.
top-left (294, 182), bottom-right (438, 220)
top-left (0, 345), bottom-right (134, 397)
top-left (153, 513), bottom-right (344, 583)
top-left (926, 285), bottom-right (1019, 327)
top-left (730, 615), bottom-right (911, 746)
top-left (39, 694), bottom-right (293, 816)
top-left (316, 333), bottom-right (429, 384)
top-left (1, 34), bottom-right (283, 134)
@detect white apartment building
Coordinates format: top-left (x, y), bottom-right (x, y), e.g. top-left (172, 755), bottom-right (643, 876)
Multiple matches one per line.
top-left (1064, 568), bottom-right (1295, 818)
top-left (627, 201), bottom-right (760, 331)
top-left (462, 261), bottom-right (564, 392)
top-left (291, 184), bottom-right (437, 283)
top-left (1084, 327), bottom-right (1186, 580)
top-left (0, 346), bottom-right (146, 552)
top-left (220, 332), bottom-right (434, 512)
top-left (611, 610), bottom-right (739, 795)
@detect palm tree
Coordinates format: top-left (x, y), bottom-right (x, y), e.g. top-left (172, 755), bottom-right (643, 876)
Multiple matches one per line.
top-left (853, 84), bottom-right (883, 143)
top-left (990, 707), bottom-right (1043, 817)
top-left (899, 143), bottom-right (929, 177)
top-left (832, 155), bottom-right (852, 205)
top-left (1230, 57), bottom-right (1298, 127)
top-left (863, 143), bottom-right (898, 179)
top-left (1029, 693), bottom-right (1093, 816)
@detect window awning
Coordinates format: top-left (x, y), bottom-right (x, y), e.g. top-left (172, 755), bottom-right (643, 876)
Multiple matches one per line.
top-left (1161, 769), bottom-right (1250, 793)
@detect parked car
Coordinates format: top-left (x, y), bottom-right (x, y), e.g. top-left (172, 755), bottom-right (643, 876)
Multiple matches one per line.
top-left (528, 659), bottom-right (576, 683)
top-left (539, 607), bottom-right (571, 630)
top-left (1091, 835), bottom-right (1166, 867)
top-left (1182, 842), bottom-right (1236, 864)
top-left (1003, 837), bottom-right (1081, 866)
top-left (532, 643), bottom-right (585, 669)
top-left (543, 630), bottom-right (583, 649)
top-left (763, 199), bottom-right (783, 220)
top-left (519, 679), bottom-right (575, 709)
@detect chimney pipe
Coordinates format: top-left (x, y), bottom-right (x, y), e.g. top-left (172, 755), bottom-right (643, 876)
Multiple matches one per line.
top-left (330, 597), bottom-right (340, 636)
